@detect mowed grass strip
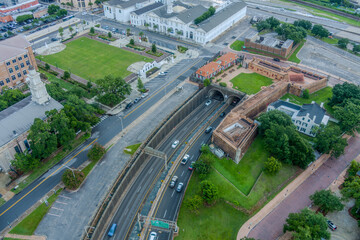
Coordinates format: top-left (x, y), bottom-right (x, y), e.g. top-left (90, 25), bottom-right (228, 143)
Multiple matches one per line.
top-left (230, 40), bottom-right (245, 51)
top-left (37, 37), bottom-right (153, 82)
top-left (231, 72), bottom-right (273, 94)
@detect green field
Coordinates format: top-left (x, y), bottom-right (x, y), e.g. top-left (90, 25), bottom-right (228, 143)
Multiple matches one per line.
top-left (288, 40), bottom-right (306, 63)
top-left (231, 73), bottom-right (273, 94)
top-left (230, 40), bottom-right (245, 51)
top-left (37, 37), bottom-right (152, 82)
top-left (176, 137), bottom-right (297, 239)
top-left (281, 86), bottom-right (334, 115)
top-left (124, 143), bottom-right (141, 155)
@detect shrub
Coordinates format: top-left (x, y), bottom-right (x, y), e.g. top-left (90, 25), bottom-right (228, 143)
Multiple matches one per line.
top-left (87, 143), bottom-right (106, 161)
top-left (203, 78), bottom-right (211, 87)
top-left (62, 71), bottom-right (70, 80)
top-left (45, 63), bottom-right (50, 71)
top-left (264, 157), bottom-right (282, 174)
top-left (200, 180), bottom-right (219, 204)
top-left (108, 32), bottom-right (112, 38)
top-left (219, 82), bottom-right (227, 87)
top-left (90, 27), bottom-right (95, 34)
top-left (62, 169), bottom-right (85, 190)
top-left (40, 73), bottom-right (48, 80)
top-left (302, 89), bottom-right (310, 99)
top-left (95, 24), bottom-right (100, 27)
top-left (130, 39), bottom-right (135, 45)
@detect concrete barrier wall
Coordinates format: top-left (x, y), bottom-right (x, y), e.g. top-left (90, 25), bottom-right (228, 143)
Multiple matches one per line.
top-left (88, 87), bottom-right (209, 239)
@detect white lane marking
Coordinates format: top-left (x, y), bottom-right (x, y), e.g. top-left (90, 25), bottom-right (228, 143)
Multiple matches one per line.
top-left (136, 186), bottom-right (142, 193)
top-left (48, 213), bottom-right (61, 217)
top-left (56, 201), bottom-right (68, 205)
top-left (59, 195), bottom-right (71, 200)
top-left (52, 207), bottom-right (64, 211)
top-left (181, 171), bottom-right (185, 177)
top-left (148, 167), bottom-right (153, 174)
top-left (163, 209), bottom-right (167, 218)
top-left (171, 190), bottom-right (175, 198)
top-left (190, 155), bottom-right (194, 160)
top-left (124, 208), bottom-right (129, 215)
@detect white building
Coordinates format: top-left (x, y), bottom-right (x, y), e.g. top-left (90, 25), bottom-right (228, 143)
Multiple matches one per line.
top-left (104, 0), bottom-right (247, 45)
top-left (103, 0), bottom-right (154, 23)
top-left (267, 100), bottom-right (330, 137)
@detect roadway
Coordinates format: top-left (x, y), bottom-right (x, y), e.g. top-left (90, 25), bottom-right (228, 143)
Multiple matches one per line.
top-left (144, 104), bottom-right (235, 240)
top-left (103, 97), bottom-right (223, 240)
top-left (0, 56), bottom-right (207, 231)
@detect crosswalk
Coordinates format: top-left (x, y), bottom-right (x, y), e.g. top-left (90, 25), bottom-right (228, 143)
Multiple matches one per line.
top-left (91, 115), bottom-right (109, 129)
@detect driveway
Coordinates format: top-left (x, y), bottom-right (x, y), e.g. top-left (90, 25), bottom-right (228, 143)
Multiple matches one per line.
top-left (248, 133), bottom-right (360, 240)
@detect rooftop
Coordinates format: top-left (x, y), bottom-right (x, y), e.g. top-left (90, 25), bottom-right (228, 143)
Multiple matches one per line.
top-left (152, 3), bottom-right (206, 23)
top-left (297, 103), bottom-right (326, 124)
top-left (196, 62), bottom-right (221, 77)
top-left (0, 35), bottom-right (30, 62)
top-left (216, 52), bottom-right (238, 66)
top-left (105, 0), bottom-right (148, 8)
top-left (270, 100), bottom-right (301, 111)
top-left (132, 1), bottom-right (163, 15)
top-left (0, 96), bottom-right (63, 147)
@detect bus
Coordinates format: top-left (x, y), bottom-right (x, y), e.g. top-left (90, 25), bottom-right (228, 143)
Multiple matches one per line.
top-left (62, 15), bottom-right (75, 22)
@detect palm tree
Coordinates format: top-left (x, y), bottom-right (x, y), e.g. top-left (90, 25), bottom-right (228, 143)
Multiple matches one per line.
top-left (139, 31), bottom-right (144, 40)
top-left (69, 26), bottom-right (73, 35)
top-left (88, 1), bottom-right (93, 9)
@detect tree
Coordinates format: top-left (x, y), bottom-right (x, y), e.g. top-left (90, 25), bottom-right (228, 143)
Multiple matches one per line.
top-left (194, 6), bottom-right (216, 24)
top-left (16, 14), bottom-right (33, 23)
top-left (294, 19), bottom-right (312, 30)
top-left (311, 24), bottom-right (329, 38)
top-left (63, 71), bottom-right (70, 80)
top-left (87, 143), bottom-right (106, 161)
top-left (193, 160), bottom-right (211, 179)
top-left (353, 44), bottom-right (360, 53)
top-left (108, 32), bottom-right (112, 38)
top-left (283, 208), bottom-right (330, 240)
top-left (200, 180), bottom-right (218, 204)
top-left (310, 189), bottom-right (344, 213)
top-left (334, 98), bottom-right (360, 133)
top-left (46, 83), bottom-right (66, 102)
top-left (56, 9), bottom-right (67, 17)
top-left (139, 31), bottom-right (144, 39)
top-left (45, 63), bottom-right (50, 71)
top-left (185, 195), bottom-right (203, 214)
top-left (266, 16), bottom-right (280, 30)
top-left (314, 125), bottom-right (347, 158)
top-left (256, 20), bottom-right (271, 32)
top-left (151, 43), bottom-right (157, 53)
top-left (348, 160), bottom-right (360, 177)
top-left (88, 0), bottom-right (93, 8)
top-left (264, 157), bottom-right (282, 174)
top-left (167, 27), bottom-right (173, 33)
top-left (219, 82), bottom-right (227, 87)
top-left (62, 169), bottom-right (85, 190)
top-left (137, 78), bottom-right (144, 91)
top-left (90, 27), bottom-right (95, 35)
top-left (129, 38), bottom-right (135, 45)
top-left (126, 28), bottom-right (130, 36)
top-left (48, 4), bottom-right (60, 15)
top-left (257, 110), bottom-right (293, 135)
top-left (203, 78), bottom-right (210, 87)
top-left (95, 0), bottom-right (101, 6)
top-left (59, 27), bottom-right (64, 39)
top-left (69, 26), bottom-right (74, 35)
top-left (96, 75), bottom-right (132, 106)
top-left (11, 152), bottom-right (40, 173)
top-left (329, 82), bottom-right (360, 106)
top-left (341, 176), bottom-right (360, 200)
top-left (338, 38), bottom-right (349, 49)
top-left (302, 89), bottom-right (309, 99)
top-left (28, 118), bottom-right (58, 159)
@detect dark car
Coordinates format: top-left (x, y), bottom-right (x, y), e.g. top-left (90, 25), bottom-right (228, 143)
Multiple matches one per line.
top-left (273, 58), bottom-right (280, 62)
top-left (51, 37), bottom-right (58, 41)
top-left (205, 126), bottom-right (213, 134)
top-left (125, 102), bottom-right (133, 109)
top-left (220, 112), bottom-right (226, 117)
top-left (327, 220), bottom-right (337, 231)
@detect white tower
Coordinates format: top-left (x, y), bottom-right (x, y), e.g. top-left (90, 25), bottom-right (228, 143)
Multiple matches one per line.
top-left (26, 65), bottom-right (51, 105)
top-left (166, 0), bottom-right (173, 14)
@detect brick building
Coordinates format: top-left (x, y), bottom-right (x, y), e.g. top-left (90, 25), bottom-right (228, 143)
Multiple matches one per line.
top-left (244, 32), bottom-right (294, 58)
top-left (0, 35), bottom-right (37, 91)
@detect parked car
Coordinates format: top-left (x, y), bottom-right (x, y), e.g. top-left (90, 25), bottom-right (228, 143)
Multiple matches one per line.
top-left (149, 232), bottom-right (157, 240)
top-left (125, 102), bottom-right (133, 109)
top-left (104, 25), bottom-right (109, 29)
top-left (171, 140), bottom-right (179, 148)
top-left (327, 220), bottom-right (337, 231)
top-left (205, 99), bottom-right (212, 106)
top-left (176, 182), bottom-right (184, 192)
top-left (205, 126), bottom-right (213, 134)
top-left (141, 93), bottom-right (149, 98)
top-left (220, 112), bottom-right (226, 117)
top-left (181, 154), bottom-right (190, 165)
top-left (108, 223), bottom-right (117, 237)
top-left (273, 58), bottom-right (280, 62)
top-left (51, 37), bottom-right (58, 41)
top-left (188, 161), bottom-right (195, 170)
top-left (133, 97), bottom-right (141, 103)
top-left (169, 175), bottom-right (178, 188)
top-left (158, 72), bottom-right (166, 76)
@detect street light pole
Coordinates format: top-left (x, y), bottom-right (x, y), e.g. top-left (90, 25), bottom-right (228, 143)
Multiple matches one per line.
top-left (62, 164), bottom-right (76, 179)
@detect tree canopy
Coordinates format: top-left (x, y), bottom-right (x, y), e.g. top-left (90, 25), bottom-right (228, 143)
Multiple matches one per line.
top-left (329, 82), bottom-right (360, 106)
top-left (48, 4), bottom-right (60, 15)
top-left (293, 19), bottom-right (312, 30)
top-left (264, 156), bottom-right (282, 174)
top-left (310, 189), bottom-right (344, 213)
top-left (96, 75), bottom-right (131, 107)
top-left (0, 87), bottom-right (28, 111)
top-left (338, 38), bottom-right (349, 49)
top-left (314, 124), bottom-right (347, 158)
top-left (194, 6), bottom-right (215, 24)
top-left (311, 25), bottom-right (330, 38)
top-left (334, 98), bottom-right (360, 133)
top-left (16, 14), bottom-right (33, 23)
top-left (200, 180), bottom-right (219, 204)
top-left (283, 208), bottom-right (330, 240)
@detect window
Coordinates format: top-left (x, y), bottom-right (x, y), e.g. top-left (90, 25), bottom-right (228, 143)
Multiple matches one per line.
top-left (6, 62), bottom-right (10, 66)
top-left (11, 75), bottom-right (16, 80)
top-left (14, 146), bottom-right (21, 154)
top-left (12, 59), bottom-right (16, 63)
top-left (9, 68), bottom-right (13, 73)
top-left (119, 10), bottom-right (121, 13)
top-left (15, 65), bottom-right (19, 71)
top-left (5, 78), bottom-right (10, 83)
top-left (17, 72), bottom-right (21, 78)
top-left (308, 119), bottom-right (310, 122)
top-left (302, 117), bottom-right (305, 120)
top-left (23, 70), bottom-right (27, 75)
top-left (18, 56), bottom-right (22, 61)
top-left (0, 81), bottom-right (4, 86)
top-left (24, 140), bottom-right (31, 151)
top-left (24, 54), bottom-right (28, 58)
top-left (20, 63), bottom-right (24, 68)
top-left (26, 60), bottom-right (30, 65)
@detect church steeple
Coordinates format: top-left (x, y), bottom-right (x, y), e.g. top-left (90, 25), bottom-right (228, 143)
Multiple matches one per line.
top-left (26, 65), bottom-right (51, 105)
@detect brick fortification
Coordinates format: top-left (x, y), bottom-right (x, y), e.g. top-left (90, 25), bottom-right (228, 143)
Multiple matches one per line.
top-left (213, 58), bottom-right (328, 163)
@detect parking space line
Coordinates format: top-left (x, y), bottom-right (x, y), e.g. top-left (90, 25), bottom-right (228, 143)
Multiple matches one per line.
top-left (48, 213), bottom-right (61, 217)
top-left (56, 201), bottom-right (68, 205)
top-left (171, 190), bottom-right (175, 198)
top-left (181, 171), bottom-right (185, 177)
top-left (52, 207), bottom-right (64, 211)
top-left (163, 209), bottom-right (167, 218)
top-left (58, 195), bottom-right (71, 200)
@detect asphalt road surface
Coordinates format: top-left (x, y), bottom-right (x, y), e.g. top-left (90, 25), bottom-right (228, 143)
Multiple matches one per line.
top-left (0, 56), bottom-right (206, 232)
top-left (103, 98), bottom-right (223, 240)
top-left (144, 104), bottom-right (235, 240)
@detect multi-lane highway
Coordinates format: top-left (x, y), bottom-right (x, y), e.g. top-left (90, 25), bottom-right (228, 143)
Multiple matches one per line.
top-left (103, 97), bottom-right (223, 240)
top-left (0, 56), bottom-right (207, 232)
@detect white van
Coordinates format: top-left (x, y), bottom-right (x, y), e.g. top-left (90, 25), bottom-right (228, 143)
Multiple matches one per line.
top-left (149, 231), bottom-right (157, 240)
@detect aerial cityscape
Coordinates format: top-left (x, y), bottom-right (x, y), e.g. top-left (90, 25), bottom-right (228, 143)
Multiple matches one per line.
top-left (0, 0), bottom-right (360, 239)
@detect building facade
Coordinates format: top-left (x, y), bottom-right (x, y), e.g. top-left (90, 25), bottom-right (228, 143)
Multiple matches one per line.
top-left (0, 35), bottom-right (37, 91)
top-left (0, 0), bottom-right (39, 13)
top-left (103, 0), bottom-right (152, 22)
top-left (267, 100), bottom-right (329, 136)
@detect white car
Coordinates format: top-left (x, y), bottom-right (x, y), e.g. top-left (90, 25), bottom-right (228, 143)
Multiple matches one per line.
top-left (149, 232), bottom-right (157, 240)
top-left (172, 140), bottom-right (179, 148)
top-left (181, 154), bottom-right (190, 165)
top-left (141, 93), bottom-right (149, 98)
top-left (205, 100), bottom-right (212, 106)
top-left (158, 72), bottom-right (166, 76)
top-left (82, 11), bottom-right (87, 15)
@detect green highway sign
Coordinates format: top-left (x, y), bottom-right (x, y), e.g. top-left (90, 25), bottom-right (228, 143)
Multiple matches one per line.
top-left (151, 220), bottom-right (169, 229)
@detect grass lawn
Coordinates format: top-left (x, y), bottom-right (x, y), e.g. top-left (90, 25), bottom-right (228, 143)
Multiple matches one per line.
top-left (37, 37), bottom-right (152, 82)
top-left (12, 134), bottom-right (89, 194)
top-left (321, 37), bottom-right (339, 45)
top-left (124, 143), bottom-right (141, 155)
top-left (231, 73), bottom-right (273, 94)
top-left (9, 189), bottom-right (62, 235)
top-left (0, 197), bottom-right (5, 207)
top-left (280, 86), bottom-right (334, 115)
top-left (288, 40), bottom-right (306, 64)
top-left (230, 40), bottom-right (245, 51)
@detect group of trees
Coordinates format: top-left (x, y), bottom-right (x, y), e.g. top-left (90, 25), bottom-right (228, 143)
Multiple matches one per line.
top-left (185, 179), bottom-right (219, 214)
top-left (48, 4), bottom-right (67, 17)
top-left (256, 16), bottom-right (280, 32)
top-left (258, 110), bottom-right (315, 169)
top-left (311, 24), bottom-right (330, 38)
top-left (329, 83), bottom-right (360, 134)
top-left (96, 75), bottom-right (131, 107)
top-left (313, 124), bottom-right (348, 158)
top-left (194, 6), bottom-right (216, 24)
top-left (16, 14), bottom-right (33, 23)
top-left (0, 87), bottom-right (28, 111)
top-left (341, 160), bottom-right (360, 222)
top-left (87, 143), bottom-right (106, 161)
